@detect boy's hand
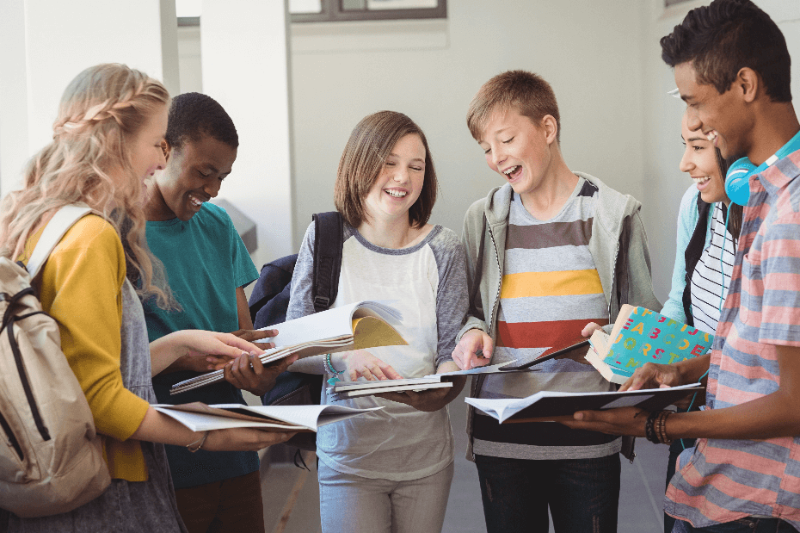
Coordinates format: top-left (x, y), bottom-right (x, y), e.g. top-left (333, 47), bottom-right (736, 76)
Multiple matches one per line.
top-left (224, 352), bottom-right (299, 397)
top-left (581, 322), bottom-right (604, 337)
top-left (231, 328), bottom-right (276, 348)
top-left (452, 329), bottom-right (492, 370)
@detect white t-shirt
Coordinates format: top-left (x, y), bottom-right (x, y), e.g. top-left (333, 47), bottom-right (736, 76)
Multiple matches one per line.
top-left (287, 222), bottom-right (468, 481)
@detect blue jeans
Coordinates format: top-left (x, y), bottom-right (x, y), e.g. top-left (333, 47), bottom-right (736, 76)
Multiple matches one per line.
top-left (474, 453), bottom-right (620, 533)
top-left (673, 517), bottom-right (798, 533)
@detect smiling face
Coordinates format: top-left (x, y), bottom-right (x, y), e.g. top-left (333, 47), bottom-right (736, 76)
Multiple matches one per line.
top-left (679, 113), bottom-right (728, 205)
top-left (362, 133), bottom-right (426, 224)
top-left (478, 107), bottom-right (556, 202)
top-left (675, 61), bottom-right (754, 161)
top-left (129, 103), bottom-right (168, 188)
top-left (148, 133), bottom-right (237, 221)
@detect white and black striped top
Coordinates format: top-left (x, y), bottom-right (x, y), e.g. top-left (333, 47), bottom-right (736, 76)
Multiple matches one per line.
top-left (690, 203), bottom-right (737, 334)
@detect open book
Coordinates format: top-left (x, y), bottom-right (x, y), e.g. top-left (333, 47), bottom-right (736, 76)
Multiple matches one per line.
top-left (328, 362), bottom-right (519, 399)
top-left (466, 383), bottom-right (703, 423)
top-left (170, 301), bottom-right (407, 395)
top-left (153, 403), bottom-right (383, 432)
top-left (585, 305), bottom-right (714, 384)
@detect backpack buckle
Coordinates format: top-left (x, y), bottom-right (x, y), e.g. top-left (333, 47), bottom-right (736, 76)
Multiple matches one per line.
top-left (313, 296), bottom-right (330, 308)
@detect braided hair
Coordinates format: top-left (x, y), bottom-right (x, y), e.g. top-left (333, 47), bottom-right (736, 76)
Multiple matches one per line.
top-left (0, 63), bottom-right (174, 308)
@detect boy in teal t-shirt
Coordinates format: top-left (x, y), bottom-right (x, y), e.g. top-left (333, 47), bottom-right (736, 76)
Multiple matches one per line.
top-left (144, 93), bottom-right (292, 533)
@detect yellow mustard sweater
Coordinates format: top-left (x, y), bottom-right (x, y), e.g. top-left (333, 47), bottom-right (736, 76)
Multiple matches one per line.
top-left (25, 215), bottom-right (151, 481)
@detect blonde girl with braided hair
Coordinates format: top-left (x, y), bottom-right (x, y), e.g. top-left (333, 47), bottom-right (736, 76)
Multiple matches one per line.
top-left (0, 63), bottom-right (294, 532)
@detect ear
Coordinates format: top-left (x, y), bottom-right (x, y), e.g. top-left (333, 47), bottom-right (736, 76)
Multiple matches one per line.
top-left (736, 67), bottom-right (759, 104)
top-left (161, 139), bottom-right (172, 162)
top-left (541, 115), bottom-right (559, 145)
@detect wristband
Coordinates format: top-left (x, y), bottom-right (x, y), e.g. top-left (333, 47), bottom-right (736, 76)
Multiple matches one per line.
top-left (187, 431), bottom-right (209, 453)
top-left (325, 353), bottom-right (345, 386)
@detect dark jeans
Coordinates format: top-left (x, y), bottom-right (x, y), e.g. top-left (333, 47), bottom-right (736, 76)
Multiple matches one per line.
top-left (474, 453), bottom-right (620, 533)
top-left (665, 437), bottom-right (697, 533)
top-left (174, 470), bottom-right (265, 533)
top-left (674, 517), bottom-right (798, 533)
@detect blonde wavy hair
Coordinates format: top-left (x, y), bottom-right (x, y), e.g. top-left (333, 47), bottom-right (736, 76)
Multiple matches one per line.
top-left (0, 63), bottom-right (173, 308)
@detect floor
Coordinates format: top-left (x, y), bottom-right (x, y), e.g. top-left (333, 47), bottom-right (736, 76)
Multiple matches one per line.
top-left (260, 387), bottom-right (671, 533)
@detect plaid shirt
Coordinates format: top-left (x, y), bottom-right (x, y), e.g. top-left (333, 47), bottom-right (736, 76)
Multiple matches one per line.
top-left (664, 149), bottom-right (800, 529)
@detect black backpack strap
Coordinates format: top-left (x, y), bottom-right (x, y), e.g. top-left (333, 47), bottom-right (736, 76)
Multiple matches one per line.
top-left (682, 195), bottom-right (712, 326)
top-left (312, 212), bottom-right (344, 313)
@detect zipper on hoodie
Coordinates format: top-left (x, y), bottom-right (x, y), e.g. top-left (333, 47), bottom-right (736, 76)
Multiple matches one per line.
top-left (486, 223), bottom-right (503, 335)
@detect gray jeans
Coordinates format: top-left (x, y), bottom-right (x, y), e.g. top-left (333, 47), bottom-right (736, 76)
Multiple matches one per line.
top-left (318, 461), bottom-right (454, 533)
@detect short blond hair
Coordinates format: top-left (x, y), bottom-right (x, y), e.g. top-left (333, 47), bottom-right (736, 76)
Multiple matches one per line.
top-left (334, 111), bottom-right (438, 229)
top-left (0, 63), bottom-right (173, 308)
top-left (467, 70), bottom-right (561, 142)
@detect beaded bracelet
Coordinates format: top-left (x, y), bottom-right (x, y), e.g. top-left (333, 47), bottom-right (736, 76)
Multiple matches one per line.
top-left (645, 410), bottom-right (673, 444)
top-left (645, 411), bottom-right (660, 444)
top-left (325, 353), bottom-right (345, 386)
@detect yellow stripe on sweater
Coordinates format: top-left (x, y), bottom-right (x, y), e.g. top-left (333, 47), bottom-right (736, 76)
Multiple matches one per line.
top-left (500, 269), bottom-right (603, 299)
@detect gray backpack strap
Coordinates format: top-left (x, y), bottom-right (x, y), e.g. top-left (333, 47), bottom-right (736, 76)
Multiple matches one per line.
top-left (26, 205), bottom-right (94, 279)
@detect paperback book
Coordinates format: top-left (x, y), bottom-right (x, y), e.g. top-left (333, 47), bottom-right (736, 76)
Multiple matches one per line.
top-left (584, 305), bottom-right (714, 384)
top-left (171, 301), bottom-right (407, 395)
top-left (153, 403), bottom-right (383, 432)
top-left (465, 383), bottom-right (704, 423)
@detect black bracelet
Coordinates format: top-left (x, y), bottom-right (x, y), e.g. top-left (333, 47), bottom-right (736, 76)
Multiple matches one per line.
top-left (645, 410), bottom-right (661, 444)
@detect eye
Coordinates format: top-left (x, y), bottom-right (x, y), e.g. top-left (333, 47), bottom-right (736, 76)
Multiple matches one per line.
top-left (197, 170), bottom-right (210, 178)
top-left (385, 161), bottom-right (396, 167)
top-left (410, 166), bottom-right (423, 172)
top-left (502, 137), bottom-right (514, 144)
top-left (693, 145), bottom-right (704, 152)
top-left (483, 148), bottom-right (491, 155)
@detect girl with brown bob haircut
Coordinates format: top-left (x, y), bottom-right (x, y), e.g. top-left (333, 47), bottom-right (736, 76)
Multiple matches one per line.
top-left (334, 110), bottom-right (438, 229)
top-left (287, 110), bottom-right (469, 533)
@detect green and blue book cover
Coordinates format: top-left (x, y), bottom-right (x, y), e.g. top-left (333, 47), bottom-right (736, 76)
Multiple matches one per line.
top-left (584, 305), bottom-right (714, 384)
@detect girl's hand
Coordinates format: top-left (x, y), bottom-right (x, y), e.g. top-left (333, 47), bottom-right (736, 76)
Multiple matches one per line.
top-left (340, 350), bottom-right (402, 381)
top-left (201, 427), bottom-right (297, 451)
top-left (581, 322), bottom-right (605, 337)
top-left (151, 330), bottom-right (266, 376)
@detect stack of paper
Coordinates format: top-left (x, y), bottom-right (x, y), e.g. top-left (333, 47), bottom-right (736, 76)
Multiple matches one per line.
top-left (153, 402), bottom-right (383, 432)
top-left (330, 377), bottom-right (453, 399)
top-left (171, 301), bottom-right (407, 395)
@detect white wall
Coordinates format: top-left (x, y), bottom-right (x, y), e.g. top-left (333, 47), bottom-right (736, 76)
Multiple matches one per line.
top-left (289, 0), bottom-right (647, 252)
top-left (638, 0), bottom-right (800, 298)
top-left (201, 0), bottom-right (295, 266)
top-left (0, 0), bottom-right (179, 198)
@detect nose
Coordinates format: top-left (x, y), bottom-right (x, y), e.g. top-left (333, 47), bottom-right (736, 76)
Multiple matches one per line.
top-left (679, 146), bottom-right (693, 173)
top-left (392, 166), bottom-right (410, 183)
top-left (490, 146), bottom-right (506, 169)
top-left (204, 178), bottom-right (222, 198)
top-left (685, 109), bottom-right (702, 133)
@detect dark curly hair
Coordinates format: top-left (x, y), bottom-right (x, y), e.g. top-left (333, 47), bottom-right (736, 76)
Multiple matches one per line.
top-left (164, 92), bottom-right (239, 150)
top-left (660, 0), bottom-right (791, 102)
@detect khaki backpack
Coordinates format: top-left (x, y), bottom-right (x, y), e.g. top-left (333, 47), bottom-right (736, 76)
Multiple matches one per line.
top-left (0, 205), bottom-right (110, 517)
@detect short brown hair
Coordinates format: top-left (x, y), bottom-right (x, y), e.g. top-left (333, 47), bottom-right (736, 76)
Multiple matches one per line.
top-left (334, 111), bottom-right (438, 229)
top-left (467, 70), bottom-right (561, 142)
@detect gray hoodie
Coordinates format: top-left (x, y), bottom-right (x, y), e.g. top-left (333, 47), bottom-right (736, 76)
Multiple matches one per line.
top-left (459, 172), bottom-right (661, 460)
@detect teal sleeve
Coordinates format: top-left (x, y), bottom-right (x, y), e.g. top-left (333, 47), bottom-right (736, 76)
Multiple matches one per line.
top-left (661, 185), bottom-right (701, 322)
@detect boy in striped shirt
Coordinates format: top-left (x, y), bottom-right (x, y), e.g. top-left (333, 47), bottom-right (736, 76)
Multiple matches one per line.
top-left (564, 1), bottom-right (800, 532)
top-left (453, 70), bottom-right (660, 533)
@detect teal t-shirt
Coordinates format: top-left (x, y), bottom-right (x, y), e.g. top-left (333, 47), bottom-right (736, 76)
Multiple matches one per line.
top-left (145, 202), bottom-right (259, 489)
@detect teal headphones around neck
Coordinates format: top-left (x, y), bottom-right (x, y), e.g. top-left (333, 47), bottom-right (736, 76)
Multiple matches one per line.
top-left (725, 129), bottom-right (800, 206)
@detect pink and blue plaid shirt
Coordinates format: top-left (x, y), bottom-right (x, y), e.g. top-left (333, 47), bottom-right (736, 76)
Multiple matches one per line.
top-left (665, 148), bottom-right (800, 529)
